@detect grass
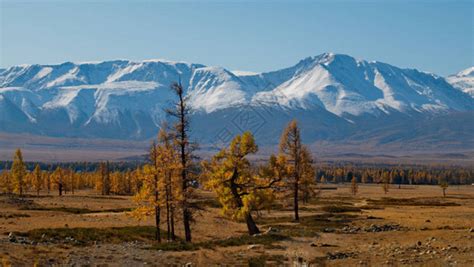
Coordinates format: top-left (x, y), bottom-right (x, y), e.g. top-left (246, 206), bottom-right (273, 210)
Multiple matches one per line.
top-left (359, 205), bottom-right (384, 210)
top-left (19, 206), bottom-right (133, 214)
top-left (151, 233), bottom-right (289, 251)
top-left (367, 197), bottom-right (461, 207)
top-left (16, 226), bottom-right (164, 245)
top-left (260, 213), bottom-right (362, 237)
top-left (321, 205), bottom-right (361, 213)
top-left (17, 226), bottom-right (289, 251)
top-left (0, 212), bottom-right (30, 219)
top-left (194, 198), bottom-right (222, 209)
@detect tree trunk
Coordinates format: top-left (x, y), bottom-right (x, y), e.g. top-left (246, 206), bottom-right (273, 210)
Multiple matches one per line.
top-left (183, 209), bottom-right (191, 242)
top-left (170, 206), bottom-right (176, 240)
top-left (58, 183), bottom-right (63, 196)
top-left (155, 205), bottom-right (161, 242)
top-left (166, 185), bottom-right (171, 241)
top-left (245, 213), bottom-right (260, 235)
top-left (294, 180), bottom-right (299, 221)
top-left (229, 168), bottom-right (260, 235)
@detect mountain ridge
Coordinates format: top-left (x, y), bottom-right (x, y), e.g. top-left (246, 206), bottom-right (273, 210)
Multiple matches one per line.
top-left (1, 53), bottom-right (473, 151)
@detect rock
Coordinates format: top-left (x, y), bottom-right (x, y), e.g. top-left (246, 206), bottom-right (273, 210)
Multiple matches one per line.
top-left (469, 228), bottom-right (474, 233)
top-left (425, 219), bottom-right (431, 223)
top-left (326, 252), bottom-right (356, 260)
top-left (247, 244), bottom-right (262, 250)
top-left (263, 227), bottom-right (278, 234)
top-left (310, 242), bottom-right (318, 247)
top-left (8, 232), bottom-right (16, 242)
top-left (184, 263), bottom-right (192, 267)
top-left (417, 241), bottom-right (422, 246)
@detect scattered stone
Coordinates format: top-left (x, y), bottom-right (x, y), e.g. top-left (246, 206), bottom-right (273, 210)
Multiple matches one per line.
top-left (340, 224), bottom-right (403, 233)
top-left (310, 242), bottom-right (334, 247)
top-left (8, 232), bottom-right (16, 242)
top-left (469, 228), bottom-right (474, 233)
top-left (184, 263), bottom-right (192, 267)
top-left (326, 251), bottom-right (356, 260)
top-left (263, 227), bottom-right (278, 234)
top-left (247, 244), bottom-right (262, 250)
top-left (425, 219), bottom-right (431, 223)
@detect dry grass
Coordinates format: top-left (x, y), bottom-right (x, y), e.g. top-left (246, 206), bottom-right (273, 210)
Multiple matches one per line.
top-left (19, 206), bottom-right (133, 214)
top-left (367, 197), bottom-right (461, 206)
top-left (0, 213), bottom-right (30, 219)
top-left (0, 184), bottom-right (473, 266)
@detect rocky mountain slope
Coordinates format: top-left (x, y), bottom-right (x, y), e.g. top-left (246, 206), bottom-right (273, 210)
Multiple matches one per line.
top-left (1, 53), bottom-right (473, 151)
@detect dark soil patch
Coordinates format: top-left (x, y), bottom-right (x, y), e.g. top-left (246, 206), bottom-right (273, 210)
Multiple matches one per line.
top-left (367, 197), bottom-right (460, 207)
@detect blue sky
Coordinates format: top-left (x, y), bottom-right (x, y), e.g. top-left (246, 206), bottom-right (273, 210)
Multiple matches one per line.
top-left (0, 0), bottom-right (472, 76)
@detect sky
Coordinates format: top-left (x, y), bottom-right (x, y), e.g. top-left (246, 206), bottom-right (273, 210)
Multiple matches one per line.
top-left (0, 0), bottom-right (472, 76)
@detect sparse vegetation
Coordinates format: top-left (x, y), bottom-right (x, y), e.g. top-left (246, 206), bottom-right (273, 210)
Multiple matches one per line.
top-left (367, 197), bottom-right (461, 206)
top-left (16, 226), bottom-right (166, 245)
top-left (0, 212), bottom-right (30, 219)
top-left (321, 205), bottom-right (362, 213)
top-left (19, 205), bottom-right (132, 214)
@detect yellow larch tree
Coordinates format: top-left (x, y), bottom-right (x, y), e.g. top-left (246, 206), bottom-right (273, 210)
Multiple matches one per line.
top-left (133, 128), bottom-right (180, 242)
top-left (278, 120), bottom-right (316, 221)
top-left (203, 132), bottom-right (281, 235)
top-left (11, 149), bottom-right (27, 197)
top-left (33, 164), bottom-right (42, 196)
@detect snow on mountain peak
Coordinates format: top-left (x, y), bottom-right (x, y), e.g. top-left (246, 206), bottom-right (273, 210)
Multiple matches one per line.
top-left (1, 54), bottom-right (473, 140)
top-left (457, 67), bottom-right (474, 77)
top-left (447, 66), bottom-right (474, 97)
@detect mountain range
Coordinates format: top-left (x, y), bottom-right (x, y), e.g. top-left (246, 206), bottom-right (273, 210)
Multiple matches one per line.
top-left (1, 53), bottom-right (473, 153)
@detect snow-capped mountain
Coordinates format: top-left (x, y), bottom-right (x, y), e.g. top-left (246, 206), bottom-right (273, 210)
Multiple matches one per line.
top-left (1, 53), bottom-right (473, 148)
top-left (447, 67), bottom-right (474, 97)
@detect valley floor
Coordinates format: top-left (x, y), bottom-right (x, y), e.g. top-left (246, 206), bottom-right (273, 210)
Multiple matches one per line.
top-left (0, 184), bottom-right (473, 266)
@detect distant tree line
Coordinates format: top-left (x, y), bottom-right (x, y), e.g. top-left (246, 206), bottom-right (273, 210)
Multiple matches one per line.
top-left (315, 165), bottom-right (473, 186)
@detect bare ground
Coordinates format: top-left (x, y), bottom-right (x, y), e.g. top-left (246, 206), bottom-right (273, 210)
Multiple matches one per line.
top-left (0, 184), bottom-right (473, 266)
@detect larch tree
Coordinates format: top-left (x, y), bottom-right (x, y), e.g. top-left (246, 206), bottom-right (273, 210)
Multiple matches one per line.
top-left (0, 170), bottom-right (13, 195)
top-left (350, 176), bottom-right (358, 196)
top-left (203, 132), bottom-right (281, 235)
top-left (133, 128), bottom-right (179, 242)
top-left (439, 179), bottom-right (448, 197)
top-left (11, 149), bottom-right (27, 197)
top-left (278, 120), bottom-right (315, 221)
top-left (53, 166), bottom-right (64, 196)
top-left (166, 81), bottom-right (195, 242)
top-left (44, 170), bottom-right (51, 195)
top-left (156, 128), bottom-right (180, 241)
top-left (33, 164), bottom-right (42, 196)
top-left (100, 162), bottom-right (111, 195)
top-left (299, 147), bottom-right (317, 204)
top-left (381, 171), bottom-right (390, 194)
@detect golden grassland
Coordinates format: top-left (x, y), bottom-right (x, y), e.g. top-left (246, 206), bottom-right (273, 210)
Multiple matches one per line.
top-left (0, 184), bottom-right (473, 266)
